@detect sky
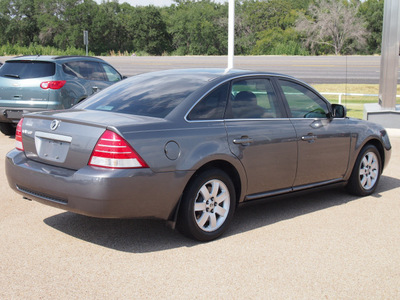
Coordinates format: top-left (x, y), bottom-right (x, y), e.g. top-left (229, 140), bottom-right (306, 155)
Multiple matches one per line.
top-left (97, 0), bottom-right (228, 7)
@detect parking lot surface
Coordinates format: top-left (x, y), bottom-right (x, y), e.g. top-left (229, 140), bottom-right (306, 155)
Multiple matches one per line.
top-left (1, 130), bottom-right (399, 299)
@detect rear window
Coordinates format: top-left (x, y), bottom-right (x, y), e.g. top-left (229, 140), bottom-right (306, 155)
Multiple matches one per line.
top-left (76, 71), bottom-right (216, 118)
top-left (0, 61), bottom-right (55, 79)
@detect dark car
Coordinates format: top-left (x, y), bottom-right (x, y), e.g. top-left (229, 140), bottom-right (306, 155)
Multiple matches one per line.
top-left (0, 55), bottom-right (123, 135)
top-left (5, 69), bottom-right (391, 241)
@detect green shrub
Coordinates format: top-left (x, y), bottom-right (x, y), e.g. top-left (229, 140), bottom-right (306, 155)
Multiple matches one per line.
top-left (0, 43), bottom-right (94, 56)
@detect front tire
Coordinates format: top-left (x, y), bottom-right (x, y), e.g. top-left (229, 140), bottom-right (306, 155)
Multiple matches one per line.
top-left (347, 144), bottom-right (382, 196)
top-left (177, 169), bottom-right (236, 242)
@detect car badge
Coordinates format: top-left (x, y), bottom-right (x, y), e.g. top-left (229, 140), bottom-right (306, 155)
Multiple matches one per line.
top-left (50, 120), bottom-right (61, 131)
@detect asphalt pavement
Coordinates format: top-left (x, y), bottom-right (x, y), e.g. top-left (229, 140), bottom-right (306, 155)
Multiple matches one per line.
top-left (1, 129), bottom-right (400, 298)
top-left (101, 55), bottom-right (388, 84)
top-left (1, 55), bottom-right (396, 84)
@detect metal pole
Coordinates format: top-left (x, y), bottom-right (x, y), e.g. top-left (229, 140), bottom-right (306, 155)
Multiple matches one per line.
top-left (378, 0), bottom-right (400, 110)
top-left (226, 0), bottom-right (235, 71)
top-left (83, 30), bottom-right (89, 56)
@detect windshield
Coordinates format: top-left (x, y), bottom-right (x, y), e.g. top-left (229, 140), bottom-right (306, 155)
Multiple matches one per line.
top-left (76, 70), bottom-right (218, 118)
top-left (0, 61), bottom-right (55, 79)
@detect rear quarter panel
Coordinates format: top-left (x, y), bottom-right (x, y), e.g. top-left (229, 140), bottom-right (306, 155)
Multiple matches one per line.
top-left (118, 120), bottom-right (248, 201)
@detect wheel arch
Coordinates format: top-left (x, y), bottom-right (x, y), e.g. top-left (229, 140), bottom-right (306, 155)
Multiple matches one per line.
top-left (188, 160), bottom-right (243, 205)
top-left (346, 137), bottom-right (387, 182)
top-left (359, 138), bottom-right (386, 171)
top-left (168, 159), bottom-right (244, 225)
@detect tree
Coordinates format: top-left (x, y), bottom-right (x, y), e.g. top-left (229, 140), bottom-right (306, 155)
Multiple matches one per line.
top-left (35, 0), bottom-right (99, 50)
top-left (237, 0), bottom-right (309, 55)
top-left (165, 0), bottom-right (227, 55)
top-left (296, 0), bottom-right (369, 55)
top-left (358, 0), bottom-right (383, 54)
top-left (252, 28), bottom-right (309, 55)
top-left (129, 6), bottom-right (171, 55)
top-left (0, 0), bottom-right (39, 45)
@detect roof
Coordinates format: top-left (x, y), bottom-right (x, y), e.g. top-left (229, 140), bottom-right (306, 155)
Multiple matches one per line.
top-left (7, 55), bottom-right (106, 63)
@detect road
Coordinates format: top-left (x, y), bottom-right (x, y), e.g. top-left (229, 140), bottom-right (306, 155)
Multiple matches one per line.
top-left (1, 129), bottom-right (400, 298)
top-left (1, 55), bottom-right (398, 84)
top-left (102, 55), bottom-right (393, 84)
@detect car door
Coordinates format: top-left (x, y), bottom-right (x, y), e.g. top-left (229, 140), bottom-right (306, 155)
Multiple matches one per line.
top-left (224, 77), bottom-right (298, 198)
top-left (276, 78), bottom-right (351, 187)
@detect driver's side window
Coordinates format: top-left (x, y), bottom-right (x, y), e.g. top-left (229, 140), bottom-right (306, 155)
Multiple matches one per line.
top-left (278, 80), bottom-right (329, 118)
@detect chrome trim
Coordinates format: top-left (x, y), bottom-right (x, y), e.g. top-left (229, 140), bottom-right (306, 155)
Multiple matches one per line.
top-left (0, 100), bottom-right (58, 106)
top-left (225, 118), bottom-right (291, 122)
top-left (50, 119), bottom-right (61, 131)
top-left (35, 131), bottom-right (72, 142)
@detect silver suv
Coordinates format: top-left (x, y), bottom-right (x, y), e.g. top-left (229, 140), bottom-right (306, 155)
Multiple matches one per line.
top-left (0, 55), bottom-right (123, 135)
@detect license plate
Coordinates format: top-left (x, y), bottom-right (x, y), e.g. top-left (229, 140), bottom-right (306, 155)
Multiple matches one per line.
top-left (5, 110), bottom-right (23, 119)
top-left (35, 132), bottom-right (72, 163)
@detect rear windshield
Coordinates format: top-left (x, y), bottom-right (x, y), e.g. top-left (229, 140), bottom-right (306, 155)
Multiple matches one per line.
top-left (75, 71), bottom-right (217, 118)
top-left (0, 61), bottom-right (55, 79)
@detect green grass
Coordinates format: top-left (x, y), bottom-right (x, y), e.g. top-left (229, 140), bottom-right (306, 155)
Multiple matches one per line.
top-left (313, 84), bottom-right (400, 119)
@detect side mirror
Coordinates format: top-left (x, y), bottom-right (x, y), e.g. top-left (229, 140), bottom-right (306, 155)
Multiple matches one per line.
top-left (331, 104), bottom-right (346, 118)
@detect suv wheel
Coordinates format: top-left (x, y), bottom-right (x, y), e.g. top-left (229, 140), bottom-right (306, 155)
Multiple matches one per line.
top-left (0, 123), bottom-right (16, 135)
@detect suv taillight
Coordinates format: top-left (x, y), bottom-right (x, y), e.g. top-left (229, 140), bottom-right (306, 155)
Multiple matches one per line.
top-left (88, 130), bottom-right (149, 169)
top-left (15, 118), bottom-right (24, 151)
top-left (40, 80), bottom-right (66, 90)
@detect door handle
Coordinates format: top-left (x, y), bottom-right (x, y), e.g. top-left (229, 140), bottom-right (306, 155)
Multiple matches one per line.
top-left (92, 86), bottom-right (99, 93)
top-left (301, 135), bottom-right (317, 143)
top-left (233, 137), bottom-right (253, 145)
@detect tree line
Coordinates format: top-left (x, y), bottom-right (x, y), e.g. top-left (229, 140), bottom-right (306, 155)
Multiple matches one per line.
top-left (0, 0), bottom-right (384, 56)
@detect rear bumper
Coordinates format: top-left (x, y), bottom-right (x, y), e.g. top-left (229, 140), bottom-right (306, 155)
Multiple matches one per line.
top-left (6, 149), bottom-right (193, 220)
top-left (0, 107), bottom-right (50, 123)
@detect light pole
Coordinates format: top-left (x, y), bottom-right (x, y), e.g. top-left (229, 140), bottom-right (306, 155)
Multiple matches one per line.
top-left (226, 0), bottom-right (235, 72)
top-left (364, 0), bottom-right (400, 128)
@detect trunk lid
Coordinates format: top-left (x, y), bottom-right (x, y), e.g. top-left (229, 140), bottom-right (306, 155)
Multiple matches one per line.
top-left (21, 109), bottom-right (166, 170)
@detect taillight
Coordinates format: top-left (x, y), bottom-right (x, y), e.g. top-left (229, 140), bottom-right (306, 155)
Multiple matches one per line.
top-left (40, 80), bottom-right (66, 90)
top-left (88, 130), bottom-right (149, 169)
top-left (15, 118), bottom-right (24, 151)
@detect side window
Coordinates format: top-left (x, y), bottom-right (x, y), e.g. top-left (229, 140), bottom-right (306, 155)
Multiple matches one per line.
top-left (101, 63), bottom-right (122, 82)
top-left (278, 80), bottom-right (329, 118)
top-left (228, 78), bottom-right (283, 119)
top-left (187, 82), bottom-right (229, 120)
top-left (63, 62), bottom-right (82, 78)
top-left (85, 61), bottom-right (107, 81)
top-left (62, 61), bottom-right (107, 81)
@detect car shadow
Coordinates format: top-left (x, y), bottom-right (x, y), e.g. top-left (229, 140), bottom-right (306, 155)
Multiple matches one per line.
top-left (43, 175), bottom-right (400, 253)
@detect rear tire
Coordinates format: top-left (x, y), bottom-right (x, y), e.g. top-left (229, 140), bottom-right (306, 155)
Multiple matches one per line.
top-left (177, 169), bottom-right (236, 242)
top-left (346, 145), bottom-right (382, 196)
top-left (0, 122), bottom-right (16, 136)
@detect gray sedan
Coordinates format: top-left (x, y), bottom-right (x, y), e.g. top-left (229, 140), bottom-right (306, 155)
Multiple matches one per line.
top-left (5, 69), bottom-right (392, 241)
